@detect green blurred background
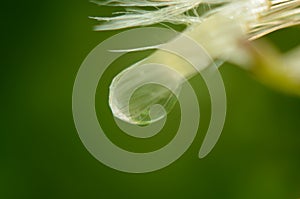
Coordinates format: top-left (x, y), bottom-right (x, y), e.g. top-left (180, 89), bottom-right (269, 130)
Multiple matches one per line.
top-left (1, 1), bottom-right (300, 199)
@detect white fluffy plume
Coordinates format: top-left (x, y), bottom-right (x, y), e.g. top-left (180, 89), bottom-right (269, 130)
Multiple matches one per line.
top-left (91, 0), bottom-right (232, 30)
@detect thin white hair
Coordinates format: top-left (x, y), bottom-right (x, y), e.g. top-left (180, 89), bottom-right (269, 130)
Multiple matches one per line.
top-left (91, 0), bottom-right (234, 30)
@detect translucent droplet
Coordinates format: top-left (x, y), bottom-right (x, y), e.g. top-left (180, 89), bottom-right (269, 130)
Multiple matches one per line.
top-left (109, 63), bottom-right (183, 125)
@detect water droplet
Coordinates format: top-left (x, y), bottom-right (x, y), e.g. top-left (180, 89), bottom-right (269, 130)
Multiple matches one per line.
top-left (109, 63), bottom-right (183, 125)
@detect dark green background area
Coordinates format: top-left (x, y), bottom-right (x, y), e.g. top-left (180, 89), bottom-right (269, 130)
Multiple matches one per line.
top-left (1, 1), bottom-right (300, 198)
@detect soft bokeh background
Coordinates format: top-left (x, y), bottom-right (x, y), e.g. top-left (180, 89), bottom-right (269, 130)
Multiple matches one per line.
top-left (1, 1), bottom-right (300, 198)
